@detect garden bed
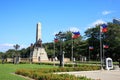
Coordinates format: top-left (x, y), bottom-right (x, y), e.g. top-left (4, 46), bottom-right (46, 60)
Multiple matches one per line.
top-left (15, 65), bottom-right (100, 80)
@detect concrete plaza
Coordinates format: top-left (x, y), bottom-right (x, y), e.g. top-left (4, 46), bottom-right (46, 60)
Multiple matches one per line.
top-left (58, 69), bottom-right (120, 80)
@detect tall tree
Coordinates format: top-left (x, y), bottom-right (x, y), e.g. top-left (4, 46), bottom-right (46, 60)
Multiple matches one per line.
top-left (104, 23), bottom-right (120, 60)
top-left (84, 23), bottom-right (120, 61)
top-left (5, 49), bottom-right (16, 58)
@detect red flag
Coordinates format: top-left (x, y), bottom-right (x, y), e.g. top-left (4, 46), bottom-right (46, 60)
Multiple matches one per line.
top-left (89, 46), bottom-right (94, 50)
top-left (54, 38), bottom-right (59, 43)
top-left (72, 32), bottom-right (80, 39)
top-left (103, 45), bottom-right (109, 49)
top-left (101, 24), bottom-right (108, 33)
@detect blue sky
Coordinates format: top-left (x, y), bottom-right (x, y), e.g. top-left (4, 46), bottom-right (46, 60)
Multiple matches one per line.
top-left (0, 0), bottom-right (120, 52)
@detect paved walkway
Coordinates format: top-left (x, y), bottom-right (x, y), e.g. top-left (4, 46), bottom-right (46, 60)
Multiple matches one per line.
top-left (57, 69), bottom-right (120, 80)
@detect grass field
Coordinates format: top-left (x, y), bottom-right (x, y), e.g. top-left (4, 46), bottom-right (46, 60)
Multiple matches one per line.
top-left (0, 63), bottom-right (56, 80)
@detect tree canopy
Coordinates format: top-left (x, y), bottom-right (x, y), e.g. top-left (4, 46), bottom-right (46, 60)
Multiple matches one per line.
top-left (0, 22), bottom-right (120, 61)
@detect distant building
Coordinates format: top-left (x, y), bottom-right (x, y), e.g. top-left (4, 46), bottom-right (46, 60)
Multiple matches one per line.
top-left (113, 18), bottom-right (120, 25)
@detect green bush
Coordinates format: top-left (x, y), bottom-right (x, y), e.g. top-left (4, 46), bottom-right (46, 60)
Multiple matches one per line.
top-left (15, 65), bottom-right (99, 80)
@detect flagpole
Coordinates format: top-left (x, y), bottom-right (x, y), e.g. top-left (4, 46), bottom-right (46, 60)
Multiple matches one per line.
top-left (53, 41), bottom-right (55, 66)
top-left (100, 26), bottom-right (103, 70)
top-left (71, 38), bottom-right (74, 67)
top-left (89, 48), bottom-right (90, 61)
top-left (71, 31), bottom-right (80, 67)
top-left (103, 45), bottom-right (105, 66)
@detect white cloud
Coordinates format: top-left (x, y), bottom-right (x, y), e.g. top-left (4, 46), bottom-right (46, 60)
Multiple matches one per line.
top-left (90, 19), bottom-right (106, 27)
top-left (2, 43), bottom-right (13, 47)
top-left (52, 31), bottom-right (58, 36)
top-left (20, 45), bottom-right (28, 49)
top-left (102, 11), bottom-right (111, 15)
top-left (0, 43), bottom-right (13, 52)
top-left (53, 27), bottom-right (80, 36)
top-left (84, 19), bottom-right (107, 31)
top-left (69, 27), bottom-right (80, 32)
top-left (0, 43), bottom-right (28, 52)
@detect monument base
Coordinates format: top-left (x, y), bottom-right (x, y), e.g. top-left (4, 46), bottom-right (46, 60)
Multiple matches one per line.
top-left (32, 47), bottom-right (48, 62)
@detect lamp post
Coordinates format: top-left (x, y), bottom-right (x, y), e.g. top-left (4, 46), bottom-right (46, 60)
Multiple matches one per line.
top-left (55, 31), bottom-right (66, 67)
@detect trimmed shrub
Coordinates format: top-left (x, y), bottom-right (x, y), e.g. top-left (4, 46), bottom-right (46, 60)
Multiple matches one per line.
top-left (15, 65), bottom-right (99, 80)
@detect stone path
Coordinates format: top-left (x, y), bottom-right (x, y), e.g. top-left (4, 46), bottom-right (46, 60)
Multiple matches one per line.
top-left (57, 69), bottom-right (120, 80)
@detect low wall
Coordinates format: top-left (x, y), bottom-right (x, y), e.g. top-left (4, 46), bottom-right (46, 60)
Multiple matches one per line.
top-left (20, 58), bottom-right (30, 62)
top-left (6, 58), bottom-right (13, 62)
top-left (64, 58), bottom-right (70, 62)
top-left (6, 58), bottom-right (70, 63)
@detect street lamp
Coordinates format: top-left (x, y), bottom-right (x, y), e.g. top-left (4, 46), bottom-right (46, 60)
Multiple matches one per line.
top-left (55, 31), bottom-right (66, 67)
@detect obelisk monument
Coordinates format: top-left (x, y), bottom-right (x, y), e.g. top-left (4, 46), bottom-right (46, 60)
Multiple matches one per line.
top-left (36, 22), bottom-right (41, 42)
top-left (32, 22), bottom-right (48, 62)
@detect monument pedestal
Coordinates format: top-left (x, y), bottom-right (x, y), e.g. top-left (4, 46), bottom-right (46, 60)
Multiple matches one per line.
top-left (32, 47), bottom-right (48, 62)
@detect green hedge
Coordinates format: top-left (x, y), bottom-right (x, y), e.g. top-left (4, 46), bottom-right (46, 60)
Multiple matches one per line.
top-left (15, 65), bottom-right (100, 80)
top-left (16, 69), bottom-right (91, 80)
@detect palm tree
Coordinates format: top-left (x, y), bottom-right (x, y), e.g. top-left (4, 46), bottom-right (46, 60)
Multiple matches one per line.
top-left (13, 44), bottom-right (20, 51)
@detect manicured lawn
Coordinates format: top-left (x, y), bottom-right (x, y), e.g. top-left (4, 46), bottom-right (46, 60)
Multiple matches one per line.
top-left (0, 63), bottom-right (56, 80)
